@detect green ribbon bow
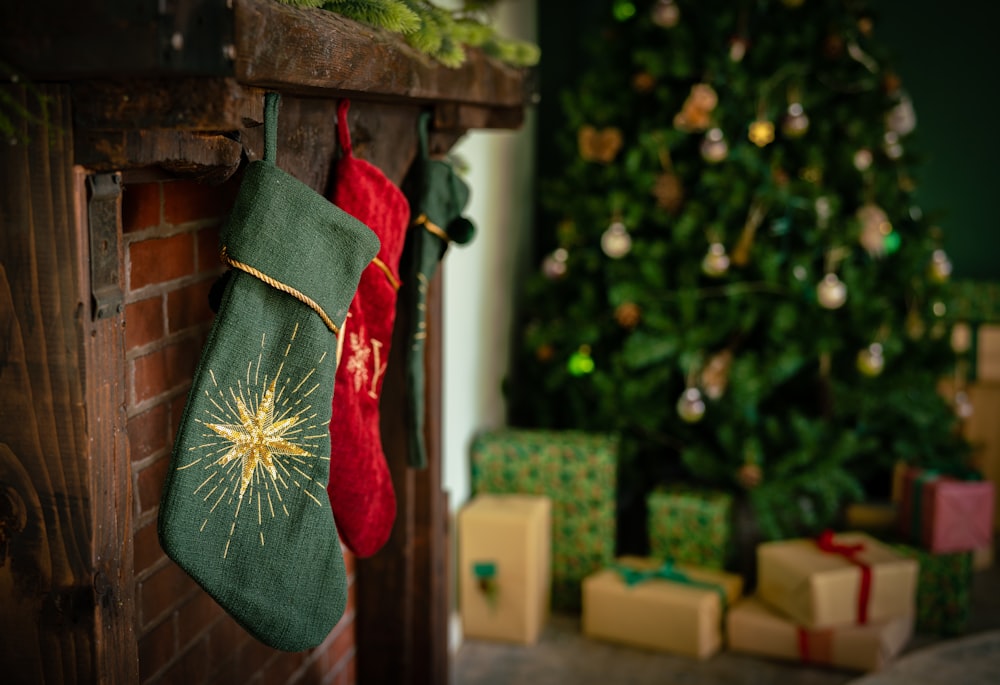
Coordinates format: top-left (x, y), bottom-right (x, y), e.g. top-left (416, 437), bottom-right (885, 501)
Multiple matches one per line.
top-left (613, 560), bottom-right (728, 610)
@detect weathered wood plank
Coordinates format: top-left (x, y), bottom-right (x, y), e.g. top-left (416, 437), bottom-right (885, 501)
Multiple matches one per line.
top-left (72, 78), bottom-right (264, 132)
top-left (75, 129), bottom-right (243, 182)
top-left (75, 166), bottom-right (137, 685)
top-left (0, 84), bottom-right (137, 683)
top-left (233, 0), bottom-right (530, 110)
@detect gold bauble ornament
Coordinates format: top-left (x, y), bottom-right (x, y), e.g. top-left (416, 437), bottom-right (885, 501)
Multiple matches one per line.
top-left (614, 302), bottom-right (642, 329)
top-left (748, 120), bottom-right (775, 147)
top-left (781, 0), bottom-right (805, 7)
top-left (781, 103), bottom-right (810, 138)
top-left (856, 343), bottom-right (885, 377)
top-left (951, 323), bottom-right (972, 354)
top-left (928, 249), bottom-right (953, 283)
top-left (905, 309), bottom-right (926, 339)
top-left (700, 128), bottom-right (729, 163)
top-left (601, 221), bottom-right (632, 259)
top-left (676, 387), bottom-right (706, 423)
top-left (856, 203), bottom-right (893, 258)
top-left (816, 273), bottom-right (847, 309)
top-left (701, 243), bottom-right (731, 277)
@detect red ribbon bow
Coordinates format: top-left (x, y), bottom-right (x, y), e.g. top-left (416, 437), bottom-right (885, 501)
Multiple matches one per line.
top-left (815, 529), bottom-right (871, 624)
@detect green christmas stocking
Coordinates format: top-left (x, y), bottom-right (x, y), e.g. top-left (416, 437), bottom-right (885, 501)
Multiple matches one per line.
top-left (158, 93), bottom-right (379, 651)
top-left (399, 112), bottom-right (476, 468)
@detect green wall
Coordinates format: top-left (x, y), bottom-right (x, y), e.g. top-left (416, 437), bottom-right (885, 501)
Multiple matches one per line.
top-left (875, 0), bottom-right (1000, 281)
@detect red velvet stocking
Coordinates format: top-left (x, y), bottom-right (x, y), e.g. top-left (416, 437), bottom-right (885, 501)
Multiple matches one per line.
top-left (326, 100), bottom-right (410, 557)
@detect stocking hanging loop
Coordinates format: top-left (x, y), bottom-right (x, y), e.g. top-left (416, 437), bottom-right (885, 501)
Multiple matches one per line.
top-left (337, 99), bottom-right (354, 157)
top-left (264, 91), bottom-right (280, 163)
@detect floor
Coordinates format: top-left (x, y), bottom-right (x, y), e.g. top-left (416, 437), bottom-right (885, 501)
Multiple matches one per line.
top-left (453, 560), bottom-right (1000, 685)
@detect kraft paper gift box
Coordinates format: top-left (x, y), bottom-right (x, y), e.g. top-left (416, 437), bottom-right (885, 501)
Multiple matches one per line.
top-left (581, 556), bottom-right (742, 659)
top-left (647, 487), bottom-right (732, 570)
top-left (895, 544), bottom-right (973, 636)
top-left (843, 502), bottom-right (898, 536)
top-left (897, 466), bottom-right (995, 553)
top-left (458, 494), bottom-right (552, 644)
top-left (757, 531), bottom-right (918, 629)
top-left (470, 429), bottom-right (618, 611)
top-left (726, 597), bottom-right (913, 672)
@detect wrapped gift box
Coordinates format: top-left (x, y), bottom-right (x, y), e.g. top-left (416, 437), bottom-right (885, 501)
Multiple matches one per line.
top-left (582, 556), bottom-right (742, 659)
top-left (726, 596), bottom-right (913, 672)
top-left (843, 502), bottom-right (898, 536)
top-left (458, 494), bottom-right (552, 644)
top-left (647, 487), bottom-right (731, 569)
top-left (897, 466), bottom-right (994, 553)
top-left (974, 541), bottom-right (994, 571)
top-left (757, 531), bottom-right (918, 628)
top-left (470, 429), bottom-right (618, 611)
top-left (895, 544), bottom-right (973, 636)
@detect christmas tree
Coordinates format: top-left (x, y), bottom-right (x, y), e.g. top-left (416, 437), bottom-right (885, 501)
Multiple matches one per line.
top-left (506, 0), bottom-right (970, 547)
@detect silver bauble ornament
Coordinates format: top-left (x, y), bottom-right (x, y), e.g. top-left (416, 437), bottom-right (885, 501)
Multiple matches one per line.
top-left (651, 0), bottom-right (680, 27)
top-left (601, 221), bottom-right (632, 259)
top-left (853, 148), bottom-right (873, 171)
top-left (928, 249), bottom-right (953, 283)
top-left (700, 128), bottom-right (729, 163)
top-left (955, 390), bottom-right (974, 419)
top-left (676, 387), bottom-right (706, 423)
top-left (886, 94), bottom-right (917, 136)
top-left (883, 131), bottom-right (904, 160)
top-left (542, 248), bottom-right (569, 280)
top-left (816, 273), bottom-right (848, 309)
top-left (781, 103), bottom-right (810, 138)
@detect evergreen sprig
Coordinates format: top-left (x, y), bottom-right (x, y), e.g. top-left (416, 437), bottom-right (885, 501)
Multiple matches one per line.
top-left (277, 0), bottom-right (539, 69)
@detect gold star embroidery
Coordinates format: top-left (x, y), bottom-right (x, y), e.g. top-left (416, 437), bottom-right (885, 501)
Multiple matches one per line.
top-left (206, 378), bottom-right (309, 499)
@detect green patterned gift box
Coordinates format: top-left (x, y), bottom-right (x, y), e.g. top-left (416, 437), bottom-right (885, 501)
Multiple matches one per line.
top-left (470, 429), bottom-right (618, 612)
top-left (896, 544), bottom-right (973, 636)
top-left (647, 488), bottom-right (732, 570)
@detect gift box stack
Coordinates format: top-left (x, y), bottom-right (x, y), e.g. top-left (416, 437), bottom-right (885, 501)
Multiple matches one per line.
top-left (647, 487), bottom-right (732, 570)
top-left (469, 429), bottom-right (618, 611)
top-left (890, 462), bottom-right (995, 635)
top-left (726, 531), bottom-right (918, 672)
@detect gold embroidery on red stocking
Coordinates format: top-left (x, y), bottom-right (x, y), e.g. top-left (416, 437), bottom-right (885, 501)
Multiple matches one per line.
top-left (345, 325), bottom-right (388, 400)
top-left (179, 323), bottom-right (332, 558)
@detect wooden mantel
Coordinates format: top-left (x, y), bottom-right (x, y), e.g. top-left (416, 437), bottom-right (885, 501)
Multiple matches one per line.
top-left (0, 2), bottom-right (532, 683)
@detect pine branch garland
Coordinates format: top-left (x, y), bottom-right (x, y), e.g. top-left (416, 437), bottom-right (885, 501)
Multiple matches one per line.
top-left (322, 0), bottom-right (420, 34)
top-left (277, 0), bottom-right (539, 69)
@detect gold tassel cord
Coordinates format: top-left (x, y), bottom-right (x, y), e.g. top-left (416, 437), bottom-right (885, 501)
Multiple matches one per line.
top-left (413, 213), bottom-right (451, 242)
top-left (220, 246), bottom-right (339, 335)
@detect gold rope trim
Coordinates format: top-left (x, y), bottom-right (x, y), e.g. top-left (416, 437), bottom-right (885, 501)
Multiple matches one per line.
top-left (370, 256), bottom-right (401, 291)
top-left (413, 213), bottom-right (450, 242)
top-left (220, 246), bottom-right (339, 335)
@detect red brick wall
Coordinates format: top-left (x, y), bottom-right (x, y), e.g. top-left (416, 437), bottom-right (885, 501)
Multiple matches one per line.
top-left (123, 178), bottom-right (357, 685)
